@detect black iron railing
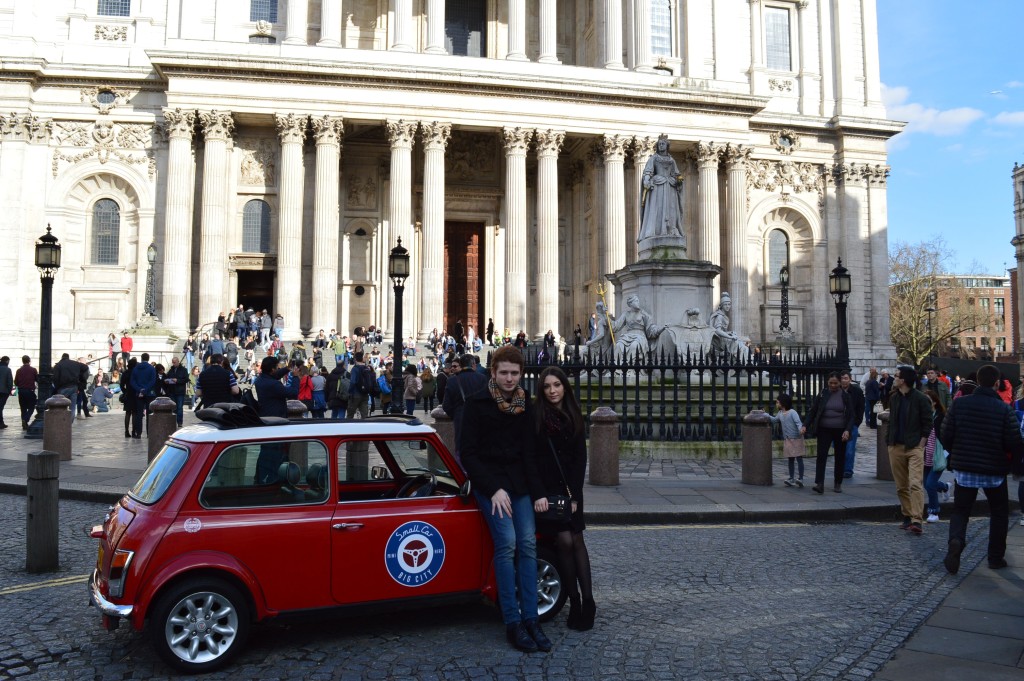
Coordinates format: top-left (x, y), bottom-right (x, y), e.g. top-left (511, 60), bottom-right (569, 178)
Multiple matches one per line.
top-left (507, 347), bottom-right (843, 441)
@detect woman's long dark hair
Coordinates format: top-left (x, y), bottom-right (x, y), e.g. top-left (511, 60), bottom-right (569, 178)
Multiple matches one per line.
top-left (534, 366), bottom-right (584, 437)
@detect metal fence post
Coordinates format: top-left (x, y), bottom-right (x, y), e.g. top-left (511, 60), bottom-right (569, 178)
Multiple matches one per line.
top-left (26, 450), bottom-right (60, 573)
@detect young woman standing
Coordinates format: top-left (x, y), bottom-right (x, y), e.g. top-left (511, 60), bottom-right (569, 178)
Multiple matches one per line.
top-left (533, 366), bottom-right (596, 631)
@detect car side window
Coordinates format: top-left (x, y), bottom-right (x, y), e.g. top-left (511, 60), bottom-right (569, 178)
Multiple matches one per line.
top-left (199, 440), bottom-right (330, 508)
top-left (337, 439), bottom-right (388, 483)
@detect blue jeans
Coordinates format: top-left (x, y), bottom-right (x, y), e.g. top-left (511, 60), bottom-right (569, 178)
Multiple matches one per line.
top-left (844, 425), bottom-right (859, 474)
top-left (924, 467), bottom-right (949, 515)
top-left (474, 490), bottom-right (538, 625)
top-left (405, 398), bottom-right (416, 415)
top-left (184, 351), bottom-right (195, 373)
top-left (172, 394), bottom-right (185, 426)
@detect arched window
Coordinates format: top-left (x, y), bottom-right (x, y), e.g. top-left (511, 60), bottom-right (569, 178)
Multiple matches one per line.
top-left (92, 198), bottom-right (120, 265)
top-left (242, 199), bottom-right (271, 253)
top-left (250, 0), bottom-right (278, 23)
top-left (767, 229), bottom-right (789, 285)
top-left (651, 0), bottom-right (673, 57)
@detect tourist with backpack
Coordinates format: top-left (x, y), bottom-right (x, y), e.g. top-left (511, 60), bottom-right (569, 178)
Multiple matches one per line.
top-left (326, 364), bottom-right (349, 419)
top-left (346, 351), bottom-right (378, 419)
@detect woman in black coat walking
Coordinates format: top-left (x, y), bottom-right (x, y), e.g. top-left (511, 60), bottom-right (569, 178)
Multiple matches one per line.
top-left (532, 366), bottom-right (595, 631)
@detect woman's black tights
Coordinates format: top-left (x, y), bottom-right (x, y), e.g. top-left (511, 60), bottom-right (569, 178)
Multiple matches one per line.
top-left (554, 530), bottom-right (593, 600)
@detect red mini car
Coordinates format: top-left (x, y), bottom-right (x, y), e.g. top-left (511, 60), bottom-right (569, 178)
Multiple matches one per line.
top-left (89, 408), bottom-right (566, 673)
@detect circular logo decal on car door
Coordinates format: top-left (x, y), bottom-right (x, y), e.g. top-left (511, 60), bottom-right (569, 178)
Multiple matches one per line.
top-left (384, 521), bottom-right (446, 587)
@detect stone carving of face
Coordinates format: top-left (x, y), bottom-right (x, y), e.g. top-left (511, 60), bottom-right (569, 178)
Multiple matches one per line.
top-left (722, 300), bottom-right (731, 313)
top-left (656, 138), bottom-right (669, 153)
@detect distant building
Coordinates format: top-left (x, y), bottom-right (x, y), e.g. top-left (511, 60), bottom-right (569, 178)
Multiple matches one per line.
top-left (932, 275), bottom-right (1012, 362)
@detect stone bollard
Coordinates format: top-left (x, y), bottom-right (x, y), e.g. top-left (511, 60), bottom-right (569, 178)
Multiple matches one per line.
top-left (876, 411), bottom-right (893, 481)
top-left (287, 400), bottom-right (309, 419)
top-left (741, 410), bottom-right (774, 485)
top-left (588, 407), bottom-right (620, 486)
top-left (147, 397), bottom-right (177, 462)
top-left (42, 395), bottom-right (72, 462)
top-left (26, 450), bottom-right (60, 573)
top-left (431, 407), bottom-right (455, 458)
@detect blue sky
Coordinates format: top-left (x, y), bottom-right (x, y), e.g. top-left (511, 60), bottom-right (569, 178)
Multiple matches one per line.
top-left (878, 0), bottom-right (1023, 275)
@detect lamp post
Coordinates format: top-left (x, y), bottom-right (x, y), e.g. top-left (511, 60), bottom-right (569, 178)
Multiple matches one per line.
top-left (779, 265), bottom-right (791, 333)
top-left (925, 306), bottom-right (936, 365)
top-left (829, 257), bottom-right (851, 367)
top-left (144, 242), bottom-right (157, 317)
top-left (388, 238), bottom-right (410, 414)
top-left (25, 225), bottom-right (62, 439)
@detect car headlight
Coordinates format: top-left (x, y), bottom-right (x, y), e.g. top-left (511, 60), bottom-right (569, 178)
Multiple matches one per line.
top-left (108, 550), bottom-right (134, 599)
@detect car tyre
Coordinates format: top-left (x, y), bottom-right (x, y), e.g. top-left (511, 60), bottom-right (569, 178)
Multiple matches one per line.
top-left (536, 546), bottom-right (567, 623)
top-left (150, 577), bottom-right (250, 673)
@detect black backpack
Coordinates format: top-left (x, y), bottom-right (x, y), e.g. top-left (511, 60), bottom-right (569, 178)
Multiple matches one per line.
top-left (239, 387), bottom-right (258, 410)
top-left (359, 365), bottom-right (380, 397)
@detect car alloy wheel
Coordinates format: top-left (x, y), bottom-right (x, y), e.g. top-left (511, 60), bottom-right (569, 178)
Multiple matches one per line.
top-left (150, 577), bottom-right (250, 672)
top-left (536, 546), bottom-right (567, 622)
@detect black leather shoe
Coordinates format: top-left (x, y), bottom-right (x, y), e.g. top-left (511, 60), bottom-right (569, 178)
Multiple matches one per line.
top-left (566, 594), bottom-right (582, 630)
top-left (944, 538), bottom-right (963, 574)
top-left (833, 483), bottom-right (842, 493)
top-left (579, 597), bottom-right (596, 631)
top-left (523, 619), bottom-right (552, 652)
top-left (988, 557), bottom-right (1008, 569)
top-left (811, 484), bottom-right (824, 494)
top-left (506, 623), bottom-right (538, 653)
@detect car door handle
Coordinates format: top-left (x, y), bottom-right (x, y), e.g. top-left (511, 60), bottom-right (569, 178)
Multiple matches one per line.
top-left (332, 522), bottom-right (364, 531)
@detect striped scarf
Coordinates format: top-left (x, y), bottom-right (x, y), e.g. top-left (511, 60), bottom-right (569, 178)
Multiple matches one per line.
top-left (489, 379), bottom-right (526, 415)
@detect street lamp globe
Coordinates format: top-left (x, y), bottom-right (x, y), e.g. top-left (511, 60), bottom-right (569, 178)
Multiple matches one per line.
top-left (35, 225), bottom-right (62, 276)
top-left (388, 237), bottom-right (410, 284)
top-left (147, 242), bottom-right (157, 264)
top-left (779, 265), bottom-right (789, 287)
top-left (828, 258), bottom-right (851, 302)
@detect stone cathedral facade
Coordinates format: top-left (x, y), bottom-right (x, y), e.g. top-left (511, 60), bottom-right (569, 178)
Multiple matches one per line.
top-left (0, 0), bottom-right (900, 368)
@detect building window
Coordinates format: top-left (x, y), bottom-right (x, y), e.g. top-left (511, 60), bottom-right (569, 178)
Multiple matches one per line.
top-left (980, 337), bottom-right (990, 351)
top-left (97, 0), bottom-right (130, 16)
top-left (997, 337), bottom-right (1006, 353)
top-left (651, 0), bottom-right (673, 58)
top-left (445, 0), bottom-right (487, 57)
top-left (242, 200), bottom-right (271, 253)
top-left (249, 35), bottom-right (276, 44)
top-left (767, 229), bottom-right (789, 286)
top-left (980, 298), bottom-right (990, 311)
top-left (949, 337), bottom-right (960, 351)
top-left (995, 297), bottom-right (1005, 315)
top-left (250, 0), bottom-right (278, 23)
top-left (91, 199), bottom-right (120, 265)
top-left (764, 6), bottom-right (792, 71)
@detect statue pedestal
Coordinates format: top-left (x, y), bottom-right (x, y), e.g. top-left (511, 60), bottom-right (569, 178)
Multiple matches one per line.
top-left (608, 259), bottom-right (721, 355)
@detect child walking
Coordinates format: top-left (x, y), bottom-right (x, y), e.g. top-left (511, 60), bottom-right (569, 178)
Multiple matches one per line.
top-left (770, 393), bottom-right (805, 487)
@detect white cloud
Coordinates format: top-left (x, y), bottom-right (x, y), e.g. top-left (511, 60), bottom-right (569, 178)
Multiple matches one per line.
top-left (881, 83), bottom-right (984, 136)
top-left (1007, 81), bottom-right (1024, 88)
top-left (992, 111), bottom-right (1024, 126)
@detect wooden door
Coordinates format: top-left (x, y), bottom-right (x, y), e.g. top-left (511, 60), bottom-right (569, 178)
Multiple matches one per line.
top-left (443, 222), bottom-right (484, 337)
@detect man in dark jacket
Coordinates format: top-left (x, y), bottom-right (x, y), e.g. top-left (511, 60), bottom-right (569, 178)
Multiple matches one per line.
top-left (442, 353), bottom-right (489, 462)
top-left (841, 369), bottom-right (865, 478)
top-left (459, 345), bottom-right (550, 653)
top-left (885, 366), bottom-right (934, 534)
top-left (195, 354), bottom-right (239, 407)
top-left (253, 356), bottom-right (299, 418)
top-left (163, 356), bottom-right (190, 426)
top-left (939, 364), bottom-right (1024, 573)
top-left (52, 353), bottom-right (83, 402)
top-left (128, 352), bottom-right (157, 438)
top-left (325, 364), bottom-right (349, 419)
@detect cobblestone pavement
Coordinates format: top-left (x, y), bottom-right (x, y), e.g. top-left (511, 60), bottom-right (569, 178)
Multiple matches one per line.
top-left (1, 493), bottom-right (989, 681)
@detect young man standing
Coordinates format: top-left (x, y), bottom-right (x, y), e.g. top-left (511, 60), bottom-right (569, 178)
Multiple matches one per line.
top-left (885, 367), bottom-right (934, 535)
top-left (459, 346), bottom-right (551, 653)
top-left (840, 369), bottom-right (865, 478)
top-left (15, 355), bottom-right (38, 429)
top-left (940, 364), bottom-right (1024, 573)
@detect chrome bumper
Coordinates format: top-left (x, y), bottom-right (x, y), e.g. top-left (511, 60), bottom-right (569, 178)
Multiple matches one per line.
top-left (88, 569), bottom-right (134, 619)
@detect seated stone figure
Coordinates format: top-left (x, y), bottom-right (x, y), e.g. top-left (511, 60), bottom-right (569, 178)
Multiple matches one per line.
top-left (709, 292), bottom-right (749, 360)
top-left (612, 295), bottom-right (666, 356)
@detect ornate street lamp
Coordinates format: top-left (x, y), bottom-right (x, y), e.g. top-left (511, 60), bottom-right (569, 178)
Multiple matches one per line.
top-left (778, 265), bottom-right (791, 334)
top-left (388, 238), bottom-right (410, 414)
top-left (144, 242), bottom-right (157, 317)
top-left (26, 225), bottom-right (62, 439)
top-left (829, 257), bottom-right (852, 366)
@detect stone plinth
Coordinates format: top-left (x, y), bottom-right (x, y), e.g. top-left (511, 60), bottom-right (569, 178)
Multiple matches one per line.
top-left (741, 410), bottom-right (773, 486)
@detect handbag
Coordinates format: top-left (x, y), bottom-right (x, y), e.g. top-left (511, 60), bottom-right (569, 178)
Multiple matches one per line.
top-left (536, 436), bottom-right (574, 523)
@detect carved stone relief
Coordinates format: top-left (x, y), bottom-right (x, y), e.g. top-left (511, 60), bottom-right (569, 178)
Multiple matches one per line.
top-left (51, 119), bottom-right (159, 178)
top-left (236, 138), bottom-right (277, 186)
top-left (346, 170), bottom-right (379, 210)
top-left (94, 25), bottom-right (127, 41)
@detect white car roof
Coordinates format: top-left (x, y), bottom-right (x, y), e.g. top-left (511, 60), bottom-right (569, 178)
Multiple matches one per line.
top-left (171, 419), bottom-right (437, 444)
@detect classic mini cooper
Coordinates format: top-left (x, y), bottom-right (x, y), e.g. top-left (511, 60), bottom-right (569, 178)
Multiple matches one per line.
top-left (89, 406), bottom-right (566, 673)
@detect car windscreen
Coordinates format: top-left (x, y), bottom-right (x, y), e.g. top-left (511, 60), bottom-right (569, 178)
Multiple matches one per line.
top-left (128, 443), bottom-right (189, 504)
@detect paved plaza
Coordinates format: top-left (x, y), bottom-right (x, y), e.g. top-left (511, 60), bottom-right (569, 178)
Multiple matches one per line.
top-left (0, 409), bottom-right (1022, 679)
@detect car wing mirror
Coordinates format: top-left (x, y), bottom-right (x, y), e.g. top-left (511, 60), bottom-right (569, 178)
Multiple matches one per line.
top-left (459, 479), bottom-right (471, 499)
top-left (370, 465), bottom-right (391, 480)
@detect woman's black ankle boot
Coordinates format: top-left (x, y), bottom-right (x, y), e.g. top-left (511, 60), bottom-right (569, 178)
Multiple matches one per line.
top-left (567, 593), bottom-right (582, 630)
top-left (579, 597), bottom-right (596, 631)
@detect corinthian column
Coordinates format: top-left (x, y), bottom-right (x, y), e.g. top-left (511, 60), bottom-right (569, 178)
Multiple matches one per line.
top-left (697, 141), bottom-right (721, 298)
top-left (274, 113), bottom-right (308, 339)
top-left (391, 0), bottom-right (414, 51)
top-left (605, 0), bottom-right (625, 69)
top-left (507, 0), bottom-right (527, 60)
top-left (535, 129), bottom-right (564, 337)
top-left (386, 119), bottom-right (418, 334)
top-left (197, 111), bottom-right (234, 327)
top-left (538, 0), bottom-right (559, 63)
top-left (602, 134), bottom-right (628, 313)
top-left (722, 144), bottom-right (751, 335)
top-left (285, 0), bottom-right (309, 44)
top-left (311, 115), bottom-right (344, 333)
top-left (419, 121), bottom-right (451, 339)
top-left (160, 108), bottom-right (196, 332)
top-left (503, 127), bottom-right (532, 333)
top-left (425, 0), bottom-right (446, 53)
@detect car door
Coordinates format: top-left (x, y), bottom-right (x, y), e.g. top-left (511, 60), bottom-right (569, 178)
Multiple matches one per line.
top-left (330, 436), bottom-right (487, 604)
